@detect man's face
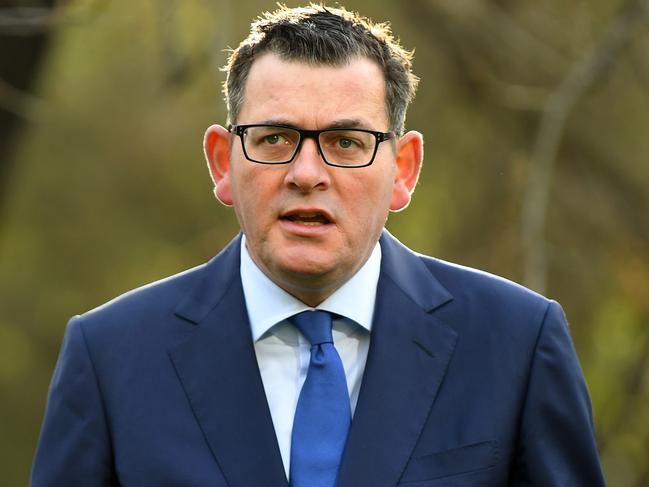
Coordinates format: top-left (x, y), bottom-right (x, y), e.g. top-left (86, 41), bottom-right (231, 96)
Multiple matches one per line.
top-left (205, 53), bottom-right (422, 306)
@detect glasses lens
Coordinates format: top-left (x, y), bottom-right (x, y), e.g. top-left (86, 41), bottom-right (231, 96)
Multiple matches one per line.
top-left (243, 126), bottom-right (300, 163)
top-left (319, 130), bottom-right (376, 166)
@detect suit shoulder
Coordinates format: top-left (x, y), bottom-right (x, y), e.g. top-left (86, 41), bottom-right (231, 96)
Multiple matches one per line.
top-left (72, 235), bottom-right (242, 340)
top-left (83, 263), bottom-right (206, 319)
top-left (71, 258), bottom-right (231, 348)
top-left (423, 255), bottom-right (546, 302)
top-left (416, 254), bottom-right (557, 328)
top-left (411, 254), bottom-right (568, 353)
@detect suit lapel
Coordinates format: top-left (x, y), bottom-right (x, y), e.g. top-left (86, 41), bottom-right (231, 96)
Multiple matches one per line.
top-left (338, 231), bottom-right (457, 487)
top-left (169, 236), bottom-right (288, 487)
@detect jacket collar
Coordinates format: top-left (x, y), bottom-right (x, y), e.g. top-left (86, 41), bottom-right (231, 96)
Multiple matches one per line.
top-left (378, 229), bottom-right (453, 312)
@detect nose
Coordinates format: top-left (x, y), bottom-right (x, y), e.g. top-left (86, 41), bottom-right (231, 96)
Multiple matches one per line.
top-left (284, 137), bottom-right (331, 191)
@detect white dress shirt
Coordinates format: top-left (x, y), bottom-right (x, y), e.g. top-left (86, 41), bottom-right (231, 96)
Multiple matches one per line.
top-left (239, 235), bottom-right (381, 478)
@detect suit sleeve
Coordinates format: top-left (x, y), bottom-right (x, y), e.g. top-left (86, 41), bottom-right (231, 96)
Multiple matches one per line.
top-left (31, 316), bottom-right (117, 486)
top-left (511, 301), bottom-right (606, 486)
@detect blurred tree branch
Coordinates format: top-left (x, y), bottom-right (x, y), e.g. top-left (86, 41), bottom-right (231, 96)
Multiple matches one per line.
top-left (0, 1), bottom-right (55, 224)
top-left (570, 133), bottom-right (649, 244)
top-left (155, 0), bottom-right (231, 91)
top-left (404, 0), bottom-right (569, 98)
top-left (521, 0), bottom-right (649, 293)
top-left (0, 0), bottom-right (108, 224)
top-left (0, 5), bottom-right (63, 34)
top-left (157, 0), bottom-right (187, 87)
top-left (0, 0), bottom-right (105, 35)
top-left (0, 75), bottom-right (44, 120)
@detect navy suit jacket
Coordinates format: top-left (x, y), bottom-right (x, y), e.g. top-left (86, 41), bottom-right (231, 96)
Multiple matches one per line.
top-left (32, 231), bottom-right (605, 486)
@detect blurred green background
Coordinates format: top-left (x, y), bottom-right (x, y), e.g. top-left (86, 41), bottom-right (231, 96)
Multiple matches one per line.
top-left (1, 0), bottom-right (648, 485)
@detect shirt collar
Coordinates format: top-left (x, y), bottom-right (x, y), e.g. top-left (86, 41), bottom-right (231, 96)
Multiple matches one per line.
top-left (240, 234), bottom-right (381, 342)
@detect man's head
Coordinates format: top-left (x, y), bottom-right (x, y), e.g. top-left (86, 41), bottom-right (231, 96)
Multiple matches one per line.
top-left (204, 4), bottom-right (423, 306)
top-left (223, 4), bottom-right (419, 135)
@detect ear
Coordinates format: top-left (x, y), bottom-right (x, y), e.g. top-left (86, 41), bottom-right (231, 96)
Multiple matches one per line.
top-left (204, 124), bottom-right (233, 206)
top-left (390, 130), bottom-right (423, 212)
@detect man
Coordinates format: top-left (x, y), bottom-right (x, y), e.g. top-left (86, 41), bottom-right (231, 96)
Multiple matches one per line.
top-left (32, 5), bottom-right (605, 486)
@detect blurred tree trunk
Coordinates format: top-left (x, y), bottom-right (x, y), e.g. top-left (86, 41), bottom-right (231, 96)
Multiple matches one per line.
top-left (0, 0), bottom-right (56, 222)
top-left (521, 0), bottom-right (649, 293)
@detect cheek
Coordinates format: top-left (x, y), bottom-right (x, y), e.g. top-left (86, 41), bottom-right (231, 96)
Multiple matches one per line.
top-left (344, 175), bottom-right (393, 230)
top-left (229, 170), bottom-right (258, 232)
top-left (231, 169), bottom-right (280, 231)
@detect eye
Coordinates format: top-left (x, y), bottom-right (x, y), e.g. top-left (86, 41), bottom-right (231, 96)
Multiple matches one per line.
top-left (264, 134), bottom-right (281, 145)
top-left (338, 138), bottom-right (354, 149)
top-left (264, 134), bottom-right (283, 145)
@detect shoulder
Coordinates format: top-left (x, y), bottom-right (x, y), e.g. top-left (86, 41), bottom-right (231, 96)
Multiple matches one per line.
top-left (417, 253), bottom-right (562, 341)
top-left (422, 254), bottom-right (547, 308)
top-left (70, 236), bottom-right (242, 347)
top-left (75, 235), bottom-right (242, 331)
top-left (380, 231), bottom-right (552, 320)
top-left (66, 263), bottom-right (210, 352)
top-left (379, 231), bottom-right (561, 351)
top-left (79, 262), bottom-right (207, 325)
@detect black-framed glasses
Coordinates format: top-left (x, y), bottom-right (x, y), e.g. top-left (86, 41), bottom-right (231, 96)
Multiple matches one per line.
top-left (229, 124), bottom-right (395, 168)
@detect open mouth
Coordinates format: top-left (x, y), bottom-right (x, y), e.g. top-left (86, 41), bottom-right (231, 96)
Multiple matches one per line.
top-left (281, 211), bottom-right (332, 226)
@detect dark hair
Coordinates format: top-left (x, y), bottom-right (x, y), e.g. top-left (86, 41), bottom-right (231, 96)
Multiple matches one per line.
top-left (222, 4), bottom-right (419, 134)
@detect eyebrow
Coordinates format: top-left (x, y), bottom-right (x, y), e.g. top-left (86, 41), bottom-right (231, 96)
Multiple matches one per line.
top-left (257, 118), bottom-right (368, 130)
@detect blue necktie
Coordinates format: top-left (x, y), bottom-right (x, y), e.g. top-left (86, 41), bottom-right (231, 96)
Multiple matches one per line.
top-left (289, 310), bottom-right (351, 487)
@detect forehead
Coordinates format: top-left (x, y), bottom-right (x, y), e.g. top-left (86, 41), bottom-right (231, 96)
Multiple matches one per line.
top-left (238, 53), bottom-right (388, 129)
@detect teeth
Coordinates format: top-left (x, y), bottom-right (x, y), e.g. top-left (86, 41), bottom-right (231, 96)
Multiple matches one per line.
top-left (297, 221), bottom-right (323, 226)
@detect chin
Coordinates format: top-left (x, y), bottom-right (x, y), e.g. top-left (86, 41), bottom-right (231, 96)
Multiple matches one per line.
top-left (270, 252), bottom-right (337, 280)
top-left (278, 257), bottom-right (333, 279)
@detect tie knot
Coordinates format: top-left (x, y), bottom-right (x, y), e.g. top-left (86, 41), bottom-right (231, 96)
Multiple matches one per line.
top-left (289, 310), bottom-right (333, 346)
